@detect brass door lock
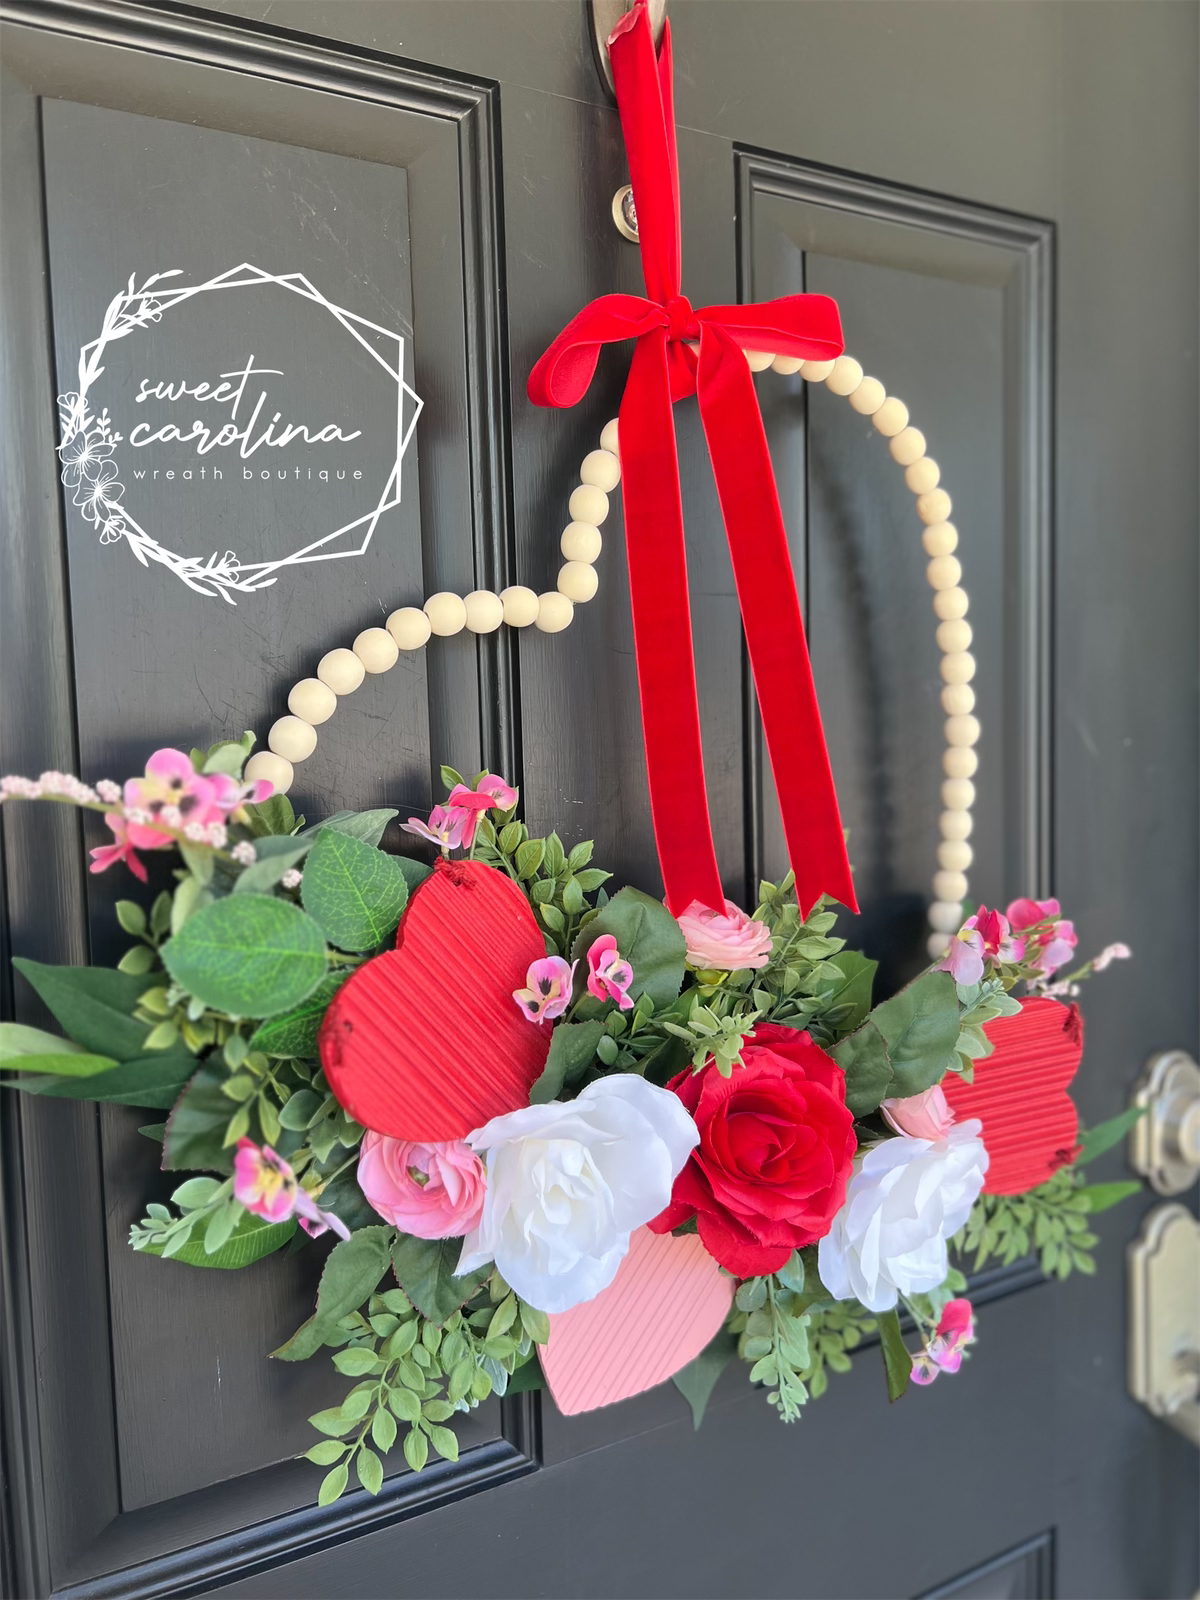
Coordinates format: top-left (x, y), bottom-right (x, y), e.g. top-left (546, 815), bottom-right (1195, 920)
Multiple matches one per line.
top-left (1128, 1203), bottom-right (1200, 1446)
top-left (1130, 1050), bottom-right (1200, 1195)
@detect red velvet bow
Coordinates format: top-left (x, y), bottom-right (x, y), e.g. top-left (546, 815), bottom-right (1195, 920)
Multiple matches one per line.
top-left (528, 1), bottom-right (856, 920)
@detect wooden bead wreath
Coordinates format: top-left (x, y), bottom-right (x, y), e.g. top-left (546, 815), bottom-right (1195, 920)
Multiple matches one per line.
top-left (245, 353), bottom-right (977, 958)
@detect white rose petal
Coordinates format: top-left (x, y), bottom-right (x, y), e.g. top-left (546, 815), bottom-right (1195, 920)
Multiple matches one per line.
top-left (817, 1122), bottom-right (989, 1314)
top-left (457, 1075), bottom-right (699, 1313)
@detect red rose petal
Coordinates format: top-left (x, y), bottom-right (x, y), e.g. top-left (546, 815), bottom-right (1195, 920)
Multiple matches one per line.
top-left (941, 996), bottom-right (1082, 1194)
top-left (319, 859), bottom-right (551, 1140)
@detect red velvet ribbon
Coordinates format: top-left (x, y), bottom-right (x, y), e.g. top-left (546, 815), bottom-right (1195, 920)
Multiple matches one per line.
top-left (528, 1), bottom-right (857, 920)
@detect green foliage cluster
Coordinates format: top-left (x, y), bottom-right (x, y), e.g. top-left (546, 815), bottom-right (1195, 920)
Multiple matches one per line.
top-left (727, 1252), bottom-right (812, 1422)
top-left (799, 1298), bottom-right (878, 1398)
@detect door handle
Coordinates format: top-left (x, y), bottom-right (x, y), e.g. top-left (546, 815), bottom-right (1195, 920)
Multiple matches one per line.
top-left (1128, 1203), bottom-right (1200, 1446)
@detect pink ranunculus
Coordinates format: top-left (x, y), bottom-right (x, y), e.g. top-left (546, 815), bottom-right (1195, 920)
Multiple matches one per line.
top-left (444, 773), bottom-right (519, 846)
top-left (233, 1139), bottom-right (350, 1238)
top-left (678, 898), bottom-right (773, 972)
top-left (938, 925), bottom-right (985, 986)
top-left (123, 748), bottom-right (231, 850)
top-left (512, 955), bottom-right (576, 1023)
top-left (89, 813), bottom-right (148, 882)
top-left (585, 934), bottom-right (634, 1010)
top-left (402, 804), bottom-right (468, 850)
top-left (881, 1083), bottom-right (956, 1142)
top-left (357, 1132), bottom-right (487, 1238)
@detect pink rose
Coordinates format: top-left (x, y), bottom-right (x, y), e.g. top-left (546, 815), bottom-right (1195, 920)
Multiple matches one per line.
top-left (678, 898), bottom-right (773, 971)
top-left (881, 1083), bottom-right (956, 1142)
top-left (357, 1132), bottom-right (486, 1238)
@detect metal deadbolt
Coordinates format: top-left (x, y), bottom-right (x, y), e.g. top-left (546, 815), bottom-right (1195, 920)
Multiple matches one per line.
top-left (612, 184), bottom-right (639, 242)
top-left (1129, 1050), bottom-right (1200, 1195)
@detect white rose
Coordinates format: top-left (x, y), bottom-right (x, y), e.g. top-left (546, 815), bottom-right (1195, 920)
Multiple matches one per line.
top-left (456, 1075), bottom-right (699, 1314)
top-left (817, 1122), bottom-right (988, 1313)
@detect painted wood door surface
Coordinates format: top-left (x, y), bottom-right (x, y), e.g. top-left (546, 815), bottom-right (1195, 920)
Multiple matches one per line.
top-left (1, 3), bottom-right (1196, 1597)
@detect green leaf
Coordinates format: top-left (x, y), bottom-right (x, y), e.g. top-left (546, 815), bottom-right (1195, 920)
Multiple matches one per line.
top-left (304, 1439), bottom-right (346, 1466)
top-left (139, 1211), bottom-right (296, 1269)
top-left (309, 1407), bottom-right (356, 1437)
top-left (164, 1064), bottom-right (236, 1171)
top-left (318, 1464), bottom-right (348, 1505)
top-left (232, 838), bottom-right (312, 895)
top-left (389, 1387), bottom-right (421, 1423)
top-left (303, 809), bottom-right (398, 848)
top-left (775, 1252), bottom-right (806, 1294)
top-left (248, 974), bottom-right (346, 1060)
top-left (425, 1424), bottom-right (459, 1462)
top-left (571, 887), bottom-right (686, 1009)
top-left (821, 951), bottom-right (877, 1034)
top-left (528, 1020), bottom-right (604, 1104)
top-left (333, 1346), bottom-right (381, 1376)
top-left (11, 1050), bottom-right (196, 1109)
top-left (243, 793), bottom-right (297, 838)
top-left (506, 1353), bottom-right (546, 1396)
top-left (0, 1024), bottom-right (117, 1077)
top-left (831, 1022), bottom-right (892, 1116)
top-left (391, 1233), bottom-right (491, 1325)
top-left (672, 1328), bottom-right (737, 1429)
top-left (1076, 1106), bottom-right (1146, 1166)
top-left (315, 1162), bottom-right (381, 1234)
top-left (877, 1308), bottom-right (911, 1402)
top-left (301, 828), bottom-right (409, 953)
top-left (403, 1426), bottom-right (429, 1473)
top-left (870, 971), bottom-right (961, 1099)
top-left (201, 732), bottom-right (255, 777)
top-left (1077, 1180), bottom-right (1142, 1213)
top-left (273, 1225), bottom-right (395, 1361)
top-left (12, 959), bottom-right (154, 1060)
top-left (356, 1446), bottom-right (384, 1495)
top-left (515, 839), bottom-right (545, 879)
top-left (162, 895), bottom-right (328, 1018)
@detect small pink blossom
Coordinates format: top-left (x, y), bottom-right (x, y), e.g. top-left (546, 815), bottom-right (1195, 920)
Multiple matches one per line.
top-left (586, 934), bottom-right (635, 1010)
top-left (882, 1083), bottom-right (956, 1142)
top-left (513, 955), bottom-right (576, 1022)
top-left (938, 925), bottom-right (985, 986)
top-left (38, 771), bottom-right (98, 803)
top-left (0, 776), bottom-right (44, 799)
top-left (402, 804), bottom-right (468, 850)
top-left (95, 779), bottom-right (122, 804)
top-left (231, 840), bottom-right (257, 866)
top-left (89, 814), bottom-right (147, 882)
top-left (232, 1139), bottom-right (350, 1238)
top-left (1005, 896), bottom-right (1060, 931)
top-left (911, 1297), bottom-right (976, 1385)
top-left (357, 1132), bottom-right (487, 1238)
top-left (281, 868), bottom-right (303, 890)
top-left (1007, 897), bottom-right (1078, 975)
top-left (123, 748), bottom-right (231, 851)
top-left (678, 898), bottom-right (773, 971)
top-left (1092, 942), bottom-right (1132, 972)
top-left (444, 773), bottom-right (519, 845)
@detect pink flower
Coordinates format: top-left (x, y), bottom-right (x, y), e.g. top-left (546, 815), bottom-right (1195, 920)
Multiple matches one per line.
top-left (357, 1132), bottom-right (486, 1238)
top-left (911, 1297), bottom-right (976, 1385)
top-left (1005, 896), bottom-right (1060, 931)
top-left (585, 934), bottom-right (635, 1010)
top-left (1006, 897), bottom-right (1078, 976)
top-left (1092, 942), bottom-right (1132, 972)
top-left (232, 1139), bottom-right (350, 1238)
top-left (964, 906), bottom-right (1024, 964)
top-left (938, 925), bottom-right (985, 986)
top-left (89, 814), bottom-right (147, 882)
top-left (882, 1083), bottom-right (956, 1142)
top-left (513, 955), bottom-right (576, 1022)
top-left (444, 774), bottom-right (519, 846)
top-left (402, 804), bottom-right (468, 850)
top-left (678, 898), bottom-right (773, 971)
top-left (123, 748), bottom-right (234, 851)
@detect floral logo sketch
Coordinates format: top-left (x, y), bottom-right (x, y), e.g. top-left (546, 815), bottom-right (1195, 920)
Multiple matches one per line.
top-left (55, 266), bottom-right (422, 603)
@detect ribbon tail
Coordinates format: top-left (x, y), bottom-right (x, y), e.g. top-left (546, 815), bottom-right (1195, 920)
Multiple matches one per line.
top-left (696, 325), bottom-right (858, 918)
top-left (620, 329), bottom-right (724, 917)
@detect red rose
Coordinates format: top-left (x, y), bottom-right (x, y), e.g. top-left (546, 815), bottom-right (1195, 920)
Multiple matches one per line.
top-left (649, 1024), bottom-right (857, 1277)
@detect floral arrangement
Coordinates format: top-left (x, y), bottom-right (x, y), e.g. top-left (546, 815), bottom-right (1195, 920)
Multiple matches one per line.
top-left (0, 741), bottom-right (1137, 1504)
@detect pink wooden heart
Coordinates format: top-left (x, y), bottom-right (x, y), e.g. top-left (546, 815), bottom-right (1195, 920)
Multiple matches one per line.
top-left (541, 1226), bottom-right (734, 1416)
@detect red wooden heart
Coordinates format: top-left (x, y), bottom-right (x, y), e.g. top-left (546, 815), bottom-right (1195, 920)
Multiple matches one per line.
top-left (941, 996), bottom-right (1083, 1194)
top-left (319, 858), bottom-right (551, 1141)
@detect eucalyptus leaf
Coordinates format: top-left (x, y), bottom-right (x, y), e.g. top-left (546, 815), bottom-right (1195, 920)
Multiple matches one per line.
top-left (162, 895), bottom-right (328, 1018)
top-left (301, 828), bottom-right (409, 952)
top-left (570, 887), bottom-right (685, 1009)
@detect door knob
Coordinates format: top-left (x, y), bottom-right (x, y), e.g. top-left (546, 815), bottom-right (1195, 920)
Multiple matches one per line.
top-left (1129, 1050), bottom-right (1200, 1195)
top-left (1128, 1203), bottom-right (1200, 1446)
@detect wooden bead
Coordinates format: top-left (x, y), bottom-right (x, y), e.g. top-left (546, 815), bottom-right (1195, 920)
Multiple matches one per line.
top-left (803, 360), bottom-right (836, 382)
top-left (600, 417), bottom-right (620, 457)
top-left (745, 349), bottom-right (774, 372)
top-left (941, 682), bottom-right (976, 717)
top-left (500, 586), bottom-right (540, 627)
top-left (905, 457), bottom-right (940, 495)
top-left (245, 750), bottom-right (294, 795)
top-left (943, 746), bottom-right (979, 779)
top-left (917, 488), bottom-right (953, 524)
top-left (945, 712), bottom-right (981, 746)
top-left (387, 606), bottom-right (432, 650)
top-left (569, 484), bottom-right (609, 526)
top-left (825, 356), bottom-right (864, 396)
top-left (889, 426), bottom-right (926, 464)
top-left (936, 618), bottom-right (972, 653)
top-left (872, 397), bottom-right (909, 437)
top-left (940, 808), bottom-right (974, 841)
top-left (942, 777), bottom-right (976, 811)
top-left (771, 354), bottom-right (804, 375)
top-left (927, 555), bottom-right (963, 591)
top-left (535, 592), bottom-right (574, 633)
top-left (927, 931), bottom-right (952, 958)
top-left (934, 869), bottom-right (969, 904)
top-left (317, 648), bottom-right (365, 696)
top-left (424, 592), bottom-right (467, 636)
top-left (268, 715), bottom-right (318, 763)
top-left (288, 678), bottom-right (337, 726)
top-left (580, 449), bottom-right (621, 491)
top-left (557, 561), bottom-right (599, 603)
top-left (353, 627), bottom-right (399, 673)
top-left (561, 522), bottom-right (603, 563)
top-left (464, 590), bottom-right (505, 633)
top-left (941, 651), bottom-right (976, 686)
top-left (929, 899), bottom-right (966, 933)
top-left (933, 586), bottom-right (970, 621)
top-left (848, 377), bottom-right (886, 415)
top-left (938, 838), bottom-right (973, 872)
top-left (922, 522), bottom-right (958, 558)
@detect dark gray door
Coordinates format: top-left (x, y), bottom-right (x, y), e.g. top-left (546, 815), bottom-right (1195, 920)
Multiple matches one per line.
top-left (1, 3), bottom-right (1196, 1598)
